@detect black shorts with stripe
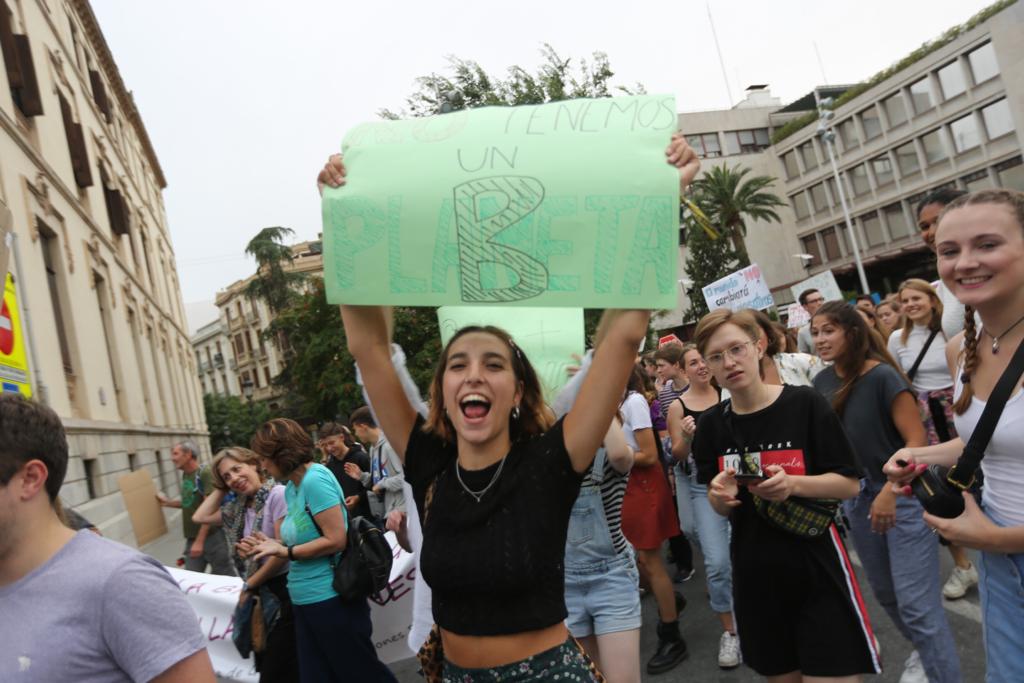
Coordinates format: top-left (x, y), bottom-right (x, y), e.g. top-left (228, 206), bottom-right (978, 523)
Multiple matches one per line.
top-left (732, 525), bottom-right (882, 678)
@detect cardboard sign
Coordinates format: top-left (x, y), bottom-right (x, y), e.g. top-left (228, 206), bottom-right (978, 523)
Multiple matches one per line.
top-left (118, 468), bottom-right (168, 546)
top-left (785, 303), bottom-right (811, 329)
top-left (790, 270), bottom-right (843, 306)
top-left (166, 531), bottom-right (417, 681)
top-left (0, 200), bottom-right (11, 286)
top-left (322, 95), bottom-right (679, 309)
top-left (437, 306), bottom-right (584, 399)
top-left (701, 263), bottom-right (774, 313)
top-left (0, 274), bottom-right (31, 397)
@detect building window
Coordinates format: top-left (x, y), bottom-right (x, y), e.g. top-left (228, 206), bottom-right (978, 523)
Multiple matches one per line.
top-left (800, 235), bottom-right (822, 266)
top-left (722, 128), bottom-right (770, 155)
top-left (88, 68), bottom-right (111, 122)
top-left (967, 42), bottom-right (999, 85)
top-left (961, 170), bottom-right (994, 193)
top-left (861, 212), bottom-right (885, 246)
top-left (798, 141), bottom-right (818, 172)
top-left (981, 98), bottom-right (1014, 141)
top-left (83, 458), bottom-right (98, 499)
top-left (810, 183), bottom-right (829, 212)
top-left (128, 452), bottom-right (138, 472)
top-left (921, 128), bottom-right (948, 165)
top-left (211, 376), bottom-right (218, 394)
top-left (937, 60), bottom-right (967, 100)
top-left (820, 227), bottom-right (842, 261)
top-left (222, 373), bottom-right (229, 391)
top-left (691, 132), bottom-right (722, 158)
top-left (838, 119), bottom-right (859, 150)
top-left (40, 226), bottom-right (74, 374)
top-left (909, 77), bottom-right (933, 113)
top-left (883, 93), bottom-right (908, 127)
top-left (0, 10), bottom-right (44, 117)
top-left (895, 141), bottom-right (921, 176)
top-left (848, 164), bottom-right (871, 196)
top-left (264, 366), bottom-right (271, 387)
top-left (791, 192), bottom-right (810, 220)
top-left (996, 156), bottom-right (1024, 192)
top-left (950, 114), bottom-right (981, 153)
top-left (860, 107), bottom-right (882, 140)
top-left (825, 177), bottom-right (841, 205)
top-left (870, 155), bottom-right (894, 186)
top-left (782, 150), bottom-right (799, 178)
top-left (883, 203), bottom-right (911, 240)
top-left (57, 92), bottom-right (93, 189)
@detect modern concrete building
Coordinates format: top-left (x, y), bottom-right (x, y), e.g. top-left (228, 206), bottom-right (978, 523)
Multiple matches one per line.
top-left (0, 0), bottom-right (207, 542)
top-left (659, 1), bottom-right (1023, 333)
top-left (191, 319), bottom-right (239, 398)
top-left (214, 237), bottom-right (323, 409)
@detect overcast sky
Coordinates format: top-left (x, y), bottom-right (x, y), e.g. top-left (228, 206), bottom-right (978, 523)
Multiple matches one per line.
top-left (91, 0), bottom-right (991, 331)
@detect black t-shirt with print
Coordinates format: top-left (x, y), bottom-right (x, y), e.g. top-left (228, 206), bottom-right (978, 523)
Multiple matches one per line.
top-left (693, 385), bottom-right (860, 573)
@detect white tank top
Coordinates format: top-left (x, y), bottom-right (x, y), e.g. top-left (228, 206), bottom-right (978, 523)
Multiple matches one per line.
top-left (953, 363), bottom-right (1024, 526)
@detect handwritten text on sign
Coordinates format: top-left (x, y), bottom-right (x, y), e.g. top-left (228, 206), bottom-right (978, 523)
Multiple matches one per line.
top-left (701, 263), bottom-right (774, 313)
top-left (322, 96), bottom-right (679, 308)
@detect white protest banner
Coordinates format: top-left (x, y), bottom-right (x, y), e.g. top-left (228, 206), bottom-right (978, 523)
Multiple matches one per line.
top-left (785, 303), bottom-right (810, 329)
top-left (701, 263), bottom-right (774, 313)
top-left (167, 532), bottom-right (416, 681)
top-left (790, 270), bottom-right (843, 305)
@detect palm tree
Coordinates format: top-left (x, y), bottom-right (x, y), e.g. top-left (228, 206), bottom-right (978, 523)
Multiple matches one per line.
top-left (690, 165), bottom-right (786, 267)
top-left (244, 226), bottom-right (307, 314)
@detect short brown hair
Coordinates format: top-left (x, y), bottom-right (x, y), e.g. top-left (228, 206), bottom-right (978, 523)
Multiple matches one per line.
top-left (349, 407), bottom-right (376, 428)
top-left (749, 309), bottom-right (785, 357)
top-left (424, 325), bottom-right (552, 443)
top-left (653, 344), bottom-right (684, 365)
top-left (693, 308), bottom-right (761, 356)
top-left (0, 394), bottom-right (68, 502)
top-left (250, 418), bottom-right (313, 477)
top-left (210, 447), bottom-right (264, 491)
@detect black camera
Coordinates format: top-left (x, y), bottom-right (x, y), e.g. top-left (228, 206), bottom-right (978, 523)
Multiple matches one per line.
top-left (898, 460), bottom-right (970, 519)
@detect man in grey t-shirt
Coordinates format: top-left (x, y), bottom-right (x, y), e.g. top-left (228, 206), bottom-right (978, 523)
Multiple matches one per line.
top-left (0, 394), bottom-right (214, 682)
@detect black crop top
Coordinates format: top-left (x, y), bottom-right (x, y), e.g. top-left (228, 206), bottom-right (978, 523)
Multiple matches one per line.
top-left (403, 414), bottom-right (584, 636)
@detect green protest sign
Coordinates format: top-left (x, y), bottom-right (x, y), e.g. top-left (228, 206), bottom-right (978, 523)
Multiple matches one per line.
top-left (322, 95), bottom-right (679, 308)
top-left (437, 306), bottom-right (584, 399)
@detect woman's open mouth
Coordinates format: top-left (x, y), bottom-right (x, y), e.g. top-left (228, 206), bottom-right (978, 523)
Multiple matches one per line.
top-left (459, 394), bottom-right (492, 422)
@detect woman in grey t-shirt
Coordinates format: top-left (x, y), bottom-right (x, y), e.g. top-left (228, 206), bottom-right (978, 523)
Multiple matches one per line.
top-left (811, 301), bottom-right (961, 683)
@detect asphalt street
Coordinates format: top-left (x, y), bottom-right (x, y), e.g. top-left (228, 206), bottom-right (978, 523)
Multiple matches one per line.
top-left (387, 541), bottom-right (985, 681)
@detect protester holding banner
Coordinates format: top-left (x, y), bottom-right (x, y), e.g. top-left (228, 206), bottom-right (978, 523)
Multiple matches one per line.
top-left (885, 189), bottom-right (1024, 681)
top-left (192, 448), bottom-right (298, 682)
top-left (692, 309), bottom-right (879, 680)
top-left (249, 419), bottom-right (396, 682)
top-left (553, 349), bottom-right (642, 683)
top-left (666, 344), bottom-right (738, 670)
top-left (811, 302), bottom-right (961, 683)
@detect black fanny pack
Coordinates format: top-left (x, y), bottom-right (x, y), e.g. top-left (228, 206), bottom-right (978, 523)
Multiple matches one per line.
top-left (905, 337), bottom-right (1024, 518)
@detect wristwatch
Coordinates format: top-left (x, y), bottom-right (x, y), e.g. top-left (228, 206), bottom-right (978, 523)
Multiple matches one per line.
top-left (287, 545), bottom-right (296, 561)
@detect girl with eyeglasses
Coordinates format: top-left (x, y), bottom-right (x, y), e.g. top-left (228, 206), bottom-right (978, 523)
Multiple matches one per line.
top-left (692, 308), bottom-right (878, 682)
top-left (812, 301), bottom-right (961, 683)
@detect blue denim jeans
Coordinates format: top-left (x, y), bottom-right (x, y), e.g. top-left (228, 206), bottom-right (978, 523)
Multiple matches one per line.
top-left (674, 465), bottom-right (733, 613)
top-left (978, 504), bottom-right (1024, 683)
top-left (844, 480), bottom-right (961, 683)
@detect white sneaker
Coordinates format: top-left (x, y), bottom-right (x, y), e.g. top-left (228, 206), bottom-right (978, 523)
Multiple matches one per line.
top-left (943, 563), bottom-right (979, 599)
top-left (718, 631), bottom-right (741, 669)
top-left (899, 650), bottom-right (927, 683)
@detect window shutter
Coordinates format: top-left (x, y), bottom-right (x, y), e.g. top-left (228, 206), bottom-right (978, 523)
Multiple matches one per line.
top-left (12, 33), bottom-right (43, 116)
top-left (59, 92), bottom-right (93, 188)
top-left (0, 0), bottom-right (21, 88)
top-left (88, 68), bottom-right (111, 121)
top-left (103, 185), bottom-right (129, 236)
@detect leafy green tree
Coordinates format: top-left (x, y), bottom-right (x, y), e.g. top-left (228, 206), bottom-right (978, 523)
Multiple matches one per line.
top-left (690, 165), bottom-right (786, 267)
top-left (244, 226), bottom-right (308, 314)
top-left (203, 393), bottom-right (271, 452)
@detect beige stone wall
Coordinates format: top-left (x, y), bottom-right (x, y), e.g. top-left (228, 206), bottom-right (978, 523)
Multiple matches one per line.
top-left (0, 0), bottom-right (207, 545)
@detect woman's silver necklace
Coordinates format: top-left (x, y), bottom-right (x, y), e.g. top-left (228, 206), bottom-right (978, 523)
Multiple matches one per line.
top-left (455, 455), bottom-right (508, 503)
top-left (983, 312), bottom-right (1024, 354)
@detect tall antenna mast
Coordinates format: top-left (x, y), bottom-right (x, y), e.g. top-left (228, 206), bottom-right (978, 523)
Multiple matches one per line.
top-left (707, 2), bottom-right (734, 106)
top-left (813, 41), bottom-right (829, 84)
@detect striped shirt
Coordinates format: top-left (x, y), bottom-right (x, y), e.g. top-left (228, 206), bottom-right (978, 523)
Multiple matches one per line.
top-left (581, 454), bottom-right (630, 556)
top-left (658, 379), bottom-right (687, 420)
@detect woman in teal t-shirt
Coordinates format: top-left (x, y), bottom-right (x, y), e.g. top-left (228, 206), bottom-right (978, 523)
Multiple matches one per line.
top-left (251, 418), bottom-right (397, 682)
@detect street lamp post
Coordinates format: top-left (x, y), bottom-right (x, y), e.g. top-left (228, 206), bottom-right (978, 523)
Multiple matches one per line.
top-left (815, 95), bottom-right (871, 295)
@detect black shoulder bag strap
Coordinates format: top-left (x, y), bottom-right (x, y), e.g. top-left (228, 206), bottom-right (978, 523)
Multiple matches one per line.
top-left (947, 337), bottom-right (1024, 489)
top-left (907, 327), bottom-right (942, 381)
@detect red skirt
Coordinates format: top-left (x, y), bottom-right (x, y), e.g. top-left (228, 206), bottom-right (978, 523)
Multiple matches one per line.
top-left (621, 463), bottom-right (681, 550)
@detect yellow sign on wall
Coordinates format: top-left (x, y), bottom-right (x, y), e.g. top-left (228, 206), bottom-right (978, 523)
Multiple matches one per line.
top-left (0, 273), bottom-right (32, 397)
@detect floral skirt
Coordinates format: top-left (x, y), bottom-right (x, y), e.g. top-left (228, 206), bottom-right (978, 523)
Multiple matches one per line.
top-left (441, 638), bottom-right (603, 682)
top-left (917, 387), bottom-right (958, 445)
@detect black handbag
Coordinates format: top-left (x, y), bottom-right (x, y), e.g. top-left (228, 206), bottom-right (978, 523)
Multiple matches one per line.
top-left (305, 505), bottom-right (394, 600)
top-left (905, 337), bottom-right (1024, 518)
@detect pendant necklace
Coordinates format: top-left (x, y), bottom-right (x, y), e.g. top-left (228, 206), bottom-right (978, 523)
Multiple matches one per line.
top-left (983, 312), bottom-right (1024, 354)
top-left (456, 455), bottom-right (508, 503)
